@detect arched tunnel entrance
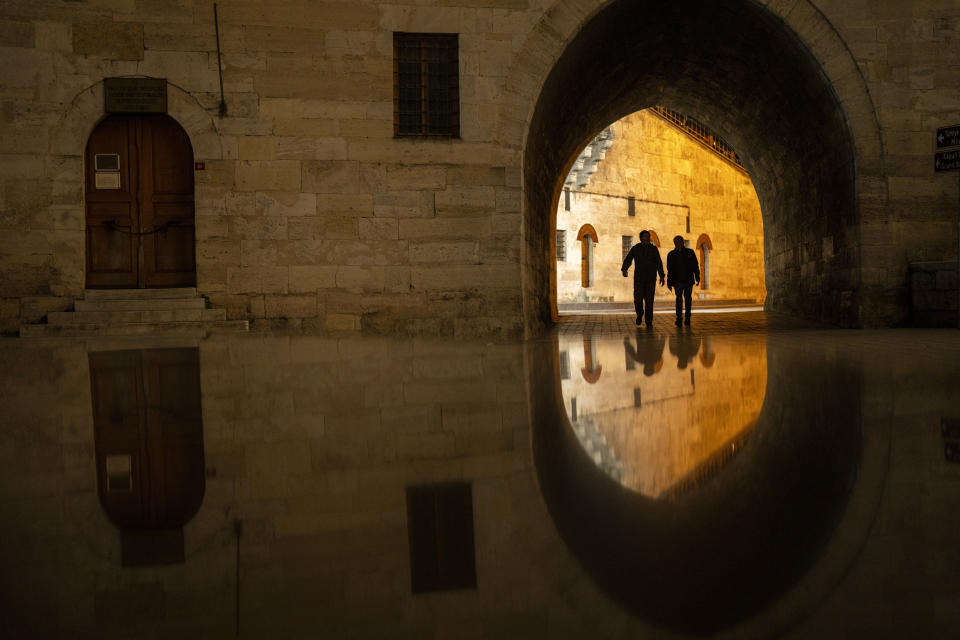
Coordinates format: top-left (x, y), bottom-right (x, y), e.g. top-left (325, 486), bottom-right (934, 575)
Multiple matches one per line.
top-left (523, 0), bottom-right (861, 333)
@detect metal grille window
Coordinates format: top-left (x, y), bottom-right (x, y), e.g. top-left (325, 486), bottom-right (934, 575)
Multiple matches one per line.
top-left (394, 33), bottom-right (460, 137)
top-left (622, 235), bottom-right (633, 261)
top-left (557, 230), bottom-right (566, 262)
top-left (406, 483), bottom-right (476, 593)
top-left (628, 196), bottom-right (635, 217)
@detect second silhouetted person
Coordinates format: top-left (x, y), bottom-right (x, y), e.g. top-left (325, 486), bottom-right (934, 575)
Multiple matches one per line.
top-left (667, 235), bottom-right (701, 326)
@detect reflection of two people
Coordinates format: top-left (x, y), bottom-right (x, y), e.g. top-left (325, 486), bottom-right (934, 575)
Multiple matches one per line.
top-left (669, 332), bottom-right (703, 370)
top-left (623, 328), bottom-right (666, 376)
top-left (624, 329), bottom-right (709, 374)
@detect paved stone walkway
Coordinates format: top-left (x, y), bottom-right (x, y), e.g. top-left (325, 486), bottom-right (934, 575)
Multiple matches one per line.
top-left (555, 309), bottom-right (819, 336)
top-left (555, 310), bottom-right (960, 360)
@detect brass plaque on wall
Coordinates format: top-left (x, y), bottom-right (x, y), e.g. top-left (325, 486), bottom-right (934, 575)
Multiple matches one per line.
top-left (104, 77), bottom-right (167, 113)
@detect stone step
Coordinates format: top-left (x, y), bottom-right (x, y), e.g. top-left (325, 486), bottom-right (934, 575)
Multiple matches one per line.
top-left (75, 297), bottom-right (206, 312)
top-left (47, 308), bottom-right (226, 326)
top-left (83, 287), bottom-right (198, 301)
top-left (20, 320), bottom-right (248, 338)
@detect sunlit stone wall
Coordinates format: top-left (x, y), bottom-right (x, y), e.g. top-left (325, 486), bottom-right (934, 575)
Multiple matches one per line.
top-left (555, 110), bottom-right (766, 305)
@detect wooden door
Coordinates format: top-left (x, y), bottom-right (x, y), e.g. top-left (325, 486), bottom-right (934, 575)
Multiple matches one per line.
top-left (85, 114), bottom-right (196, 288)
top-left (90, 348), bottom-right (205, 530)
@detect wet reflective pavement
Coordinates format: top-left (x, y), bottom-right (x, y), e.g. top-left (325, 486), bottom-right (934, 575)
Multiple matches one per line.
top-left (1, 313), bottom-right (958, 639)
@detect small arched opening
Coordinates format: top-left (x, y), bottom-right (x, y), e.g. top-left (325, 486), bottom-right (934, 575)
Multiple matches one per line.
top-left (576, 224), bottom-right (599, 289)
top-left (696, 233), bottom-right (713, 291)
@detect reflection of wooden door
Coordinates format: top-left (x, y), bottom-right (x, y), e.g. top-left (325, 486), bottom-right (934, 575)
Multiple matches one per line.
top-left (85, 114), bottom-right (196, 288)
top-left (89, 348), bottom-right (205, 530)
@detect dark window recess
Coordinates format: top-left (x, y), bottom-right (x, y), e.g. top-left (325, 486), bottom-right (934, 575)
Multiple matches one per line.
top-left (557, 230), bottom-right (567, 262)
top-left (407, 482), bottom-right (477, 593)
top-left (942, 417), bottom-right (960, 463)
top-left (394, 33), bottom-right (460, 137)
top-left (564, 188), bottom-right (571, 211)
top-left (622, 235), bottom-right (633, 261)
top-left (559, 350), bottom-right (570, 379)
top-left (628, 196), bottom-right (635, 217)
top-left (571, 397), bottom-right (577, 422)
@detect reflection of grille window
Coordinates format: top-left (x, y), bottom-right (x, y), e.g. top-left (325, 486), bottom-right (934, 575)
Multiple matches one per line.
top-left (571, 397), bottom-right (577, 422)
top-left (105, 454), bottom-right (133, 492)
top-left (556, 230), bottom-right (566, 262)
top-left (622, 235), bottom-right (633, 261)
top-left (406, 483), bottom-right (476, 593)
top-left (559, 350), bottom-right (570, 379)
top-left (634, 388), bottom-right (642, 407)
top-left (394, 33), bottom-right (460, 137)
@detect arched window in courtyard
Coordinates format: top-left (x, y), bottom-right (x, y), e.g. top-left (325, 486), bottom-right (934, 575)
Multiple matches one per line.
top-left (577, 224), bottom-right (599, 288)
top-left (696, 234), bottom-right (713, 290)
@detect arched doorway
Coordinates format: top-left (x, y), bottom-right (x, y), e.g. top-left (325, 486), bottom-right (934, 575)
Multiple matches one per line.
top-left (522, 0), bottom-right (863, 332)
top-left (85, 114), bottom-right (197, 289)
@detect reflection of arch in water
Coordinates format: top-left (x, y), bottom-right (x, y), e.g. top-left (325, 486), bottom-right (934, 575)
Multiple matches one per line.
top-left (580, 333), bottom-right (602, 383)
top-left (88, 347), bottom-right (205, 566)
top-left (563, 333), bottom-right (764, 499)
top-left (532, 334), bottom-right (874, 635)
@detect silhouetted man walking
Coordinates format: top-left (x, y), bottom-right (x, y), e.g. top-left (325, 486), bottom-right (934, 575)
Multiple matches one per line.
top-left (622, 230), bottom-right (664, 327)
top-left (666, 235), bottom-right (700, 326)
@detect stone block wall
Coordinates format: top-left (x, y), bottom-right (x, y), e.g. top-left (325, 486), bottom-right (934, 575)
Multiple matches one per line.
top-left (555, 110), bottom-right (766, 304)
top-left (0, 0), bottom-right (958, 335)
top-left (910, 261), bottom-right (958, 326)
top-left (0, 1), bottom-right (527, 337)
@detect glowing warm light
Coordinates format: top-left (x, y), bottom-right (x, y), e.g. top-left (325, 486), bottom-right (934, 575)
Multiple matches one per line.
top-left (559, 333), bottom-right (766, 498)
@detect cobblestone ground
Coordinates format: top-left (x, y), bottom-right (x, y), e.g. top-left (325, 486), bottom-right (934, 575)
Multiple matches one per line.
top-left (556, 310), bottom-right (819, 336)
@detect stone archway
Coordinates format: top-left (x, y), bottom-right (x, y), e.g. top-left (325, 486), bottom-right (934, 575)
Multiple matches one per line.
top-left (51, 78), bottom-right (222, 160)
top-left (500, 0), bottom-right (885, 336)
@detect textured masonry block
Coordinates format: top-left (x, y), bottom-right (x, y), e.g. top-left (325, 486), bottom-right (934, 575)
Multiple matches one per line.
top-left (72, 22), bottom-right (143, 59)
top-left (302, 161), bottom-right (361, 194)
top-left (264, 294), bottom-right (318, 318)
top-left (236, 160), bottom-right (301, 192)
top-left (289, 266), bottom-right (338, 292)
top-left (409, 242), bottom-right (479, 264)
